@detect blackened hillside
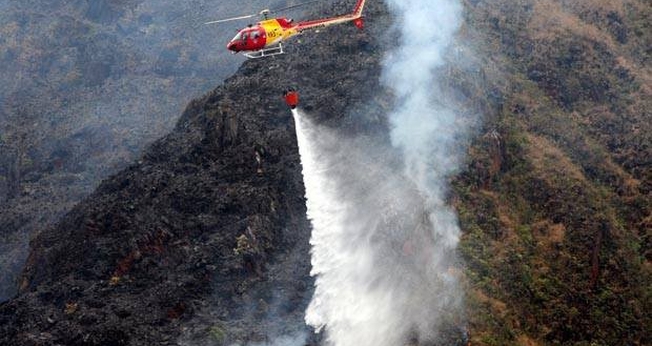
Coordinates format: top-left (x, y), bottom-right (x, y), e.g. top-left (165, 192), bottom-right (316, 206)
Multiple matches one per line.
top-left (0, 1), bottom-right (387, 345)
top-left (0, 0), bottom-right (332, 302)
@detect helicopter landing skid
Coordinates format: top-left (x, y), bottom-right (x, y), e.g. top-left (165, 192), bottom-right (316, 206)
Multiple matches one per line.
top-left (244, 44), bottom-right (284, 59)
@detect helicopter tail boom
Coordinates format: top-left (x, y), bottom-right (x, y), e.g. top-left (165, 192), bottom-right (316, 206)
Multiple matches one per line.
top-left (295, 0), bottom-right (366, 31)
top-left (353, 0), bottom-right (365, 17)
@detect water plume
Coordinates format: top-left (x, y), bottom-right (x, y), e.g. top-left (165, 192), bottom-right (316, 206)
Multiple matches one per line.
top-left (300, 0), bottom-right (467, 344)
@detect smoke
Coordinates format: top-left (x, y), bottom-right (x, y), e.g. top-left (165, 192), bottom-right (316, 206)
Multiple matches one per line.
top-left (300, 0), bottom-right (467, 345)
top-left (382, 0), bottom-right (464, 208)
top-left (382, 0), bottom-right (466, 254)
top-left (244, 332), bottom-right (307, 346)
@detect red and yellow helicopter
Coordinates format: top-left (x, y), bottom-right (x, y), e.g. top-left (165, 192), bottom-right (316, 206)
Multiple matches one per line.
top-left (205, 0), bottom-right (366, 59)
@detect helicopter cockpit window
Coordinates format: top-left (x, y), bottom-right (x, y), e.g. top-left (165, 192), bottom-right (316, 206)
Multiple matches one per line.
top-left (251, 30), bottom-right (260, 39)
top-left (241, 32), bottom-right (248, 41)
top-left (231, 32), bottom-right (242, 41)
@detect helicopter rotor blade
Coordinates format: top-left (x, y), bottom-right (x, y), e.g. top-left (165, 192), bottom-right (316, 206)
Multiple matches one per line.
top-left (268, 0), bottom-right (322, 15)
top-left (203, 0), bottom-right (322, 25)
top-left (204, 13), bottom-right (257, 25)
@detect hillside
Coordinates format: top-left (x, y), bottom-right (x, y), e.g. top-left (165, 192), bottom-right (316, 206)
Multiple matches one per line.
top-left (455, 0), bottom-right (650, 344)
top-left (0, 0), bottom-right (649, 345)
top-left (0, 0), bottom-right (239, 301)
top-left (0, 1), bottom-right (388, 345)
top-left (0, 0), bottom-right (325, 302)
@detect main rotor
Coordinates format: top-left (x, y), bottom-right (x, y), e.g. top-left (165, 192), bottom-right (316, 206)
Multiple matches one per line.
top-left (204, 0), bottom-right (320, 25)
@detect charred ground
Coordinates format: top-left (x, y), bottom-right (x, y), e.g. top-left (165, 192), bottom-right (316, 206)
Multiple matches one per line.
top-left (0, 1), bottom-right (386, 345)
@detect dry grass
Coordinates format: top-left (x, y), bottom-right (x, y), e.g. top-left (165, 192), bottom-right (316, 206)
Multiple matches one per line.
top-left (532, 219), bottom-right (566, 247)
top-left (559, 0), bottom-right (626, 17)
top-left (516, 334), bottom-right (541, 346)
top-left (526, 134), bottom-right (587, 183)
top-left (473, 288), bottom-right (509, 318)
top-left (528, 0), bottom-right (617, 49)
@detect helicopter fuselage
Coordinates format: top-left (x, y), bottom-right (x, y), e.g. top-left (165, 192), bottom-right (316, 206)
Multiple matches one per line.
top-left (227, 18), bottom-right (297, 53)
top-left (226, 0), bottom-right (365, 55)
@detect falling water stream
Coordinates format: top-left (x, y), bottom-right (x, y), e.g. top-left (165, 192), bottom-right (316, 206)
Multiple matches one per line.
top-left (294, 105), bottom-right (464, 346)
top-left (293, 1), bottom-right (467, 345)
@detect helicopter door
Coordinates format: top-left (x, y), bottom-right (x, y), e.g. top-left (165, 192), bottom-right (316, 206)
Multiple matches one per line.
top-left (241, 32), bottom-right (251, 49)
top-left (249, 29), bottom-right (266, 49)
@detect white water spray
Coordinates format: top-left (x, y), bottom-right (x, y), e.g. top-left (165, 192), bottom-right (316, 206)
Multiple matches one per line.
top-left (298, 1), bottom-right (467, 345)
top-left (296, 109), bottom-right (464, 346)
top-left (295, 110), bottom-right (401, 346)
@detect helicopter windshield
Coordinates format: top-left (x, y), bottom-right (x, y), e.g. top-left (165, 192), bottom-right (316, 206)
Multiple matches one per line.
top-left (231, 32), bottom-right (243, 41)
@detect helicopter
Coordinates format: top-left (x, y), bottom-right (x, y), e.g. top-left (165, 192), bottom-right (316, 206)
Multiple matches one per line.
top-left (205, 0), bottom-right (366, 59)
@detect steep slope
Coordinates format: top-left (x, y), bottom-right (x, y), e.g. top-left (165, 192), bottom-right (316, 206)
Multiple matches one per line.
top-left (0, 0), bottom-right (324, 302)
top-left (0, 1), bottom-right (387, 345)
top-left (0, 0), bottom-right (235, 302)
top-left (455, 0), bottom-right (651, 344)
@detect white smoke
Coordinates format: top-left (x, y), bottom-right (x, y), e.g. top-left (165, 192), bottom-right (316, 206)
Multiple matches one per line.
top-left (383, 0), bottom-right (464, 210)
top-left (300, 0), bottom-right (467, 345)
top-left (379, 0), bottom-right (467, 342)
top-left (243, 331), bottom-right (307, 346)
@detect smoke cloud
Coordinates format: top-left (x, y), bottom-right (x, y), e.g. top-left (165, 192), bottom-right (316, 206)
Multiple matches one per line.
top-left (382, 0), bottom-right (464, 210)
top-left (245, 332), bottom-right (306, 346)
top-left (301, 0), bottom-right (467, 345)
